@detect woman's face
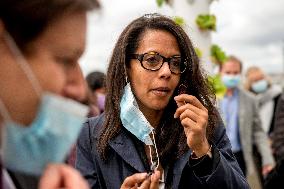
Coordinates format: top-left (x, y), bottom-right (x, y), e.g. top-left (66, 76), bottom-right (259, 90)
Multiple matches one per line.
top-left (128, 29), bottom-right (181, 114)
top-left (0, 11), bottom-right (87, 125)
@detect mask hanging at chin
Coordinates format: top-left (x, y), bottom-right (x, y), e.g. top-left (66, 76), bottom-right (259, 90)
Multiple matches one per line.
top-left (119, 83), bottom-right (160, 170)
top-left (120, 83), bottom-right (154, 145)
top-left (0, 32), bottom-right (89, 175)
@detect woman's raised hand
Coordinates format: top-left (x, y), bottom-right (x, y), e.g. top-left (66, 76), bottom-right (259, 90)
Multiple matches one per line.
top-left (174, 94), bottom-right (210, 157)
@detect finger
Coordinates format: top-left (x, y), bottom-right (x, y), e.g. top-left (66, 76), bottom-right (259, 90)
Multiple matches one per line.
top-left (181, 117), bottom-right (196, 132)
top-left (39, 164), bottom-right (89, 189)
top-left (130, 183), bottom-right (139, 189)
top-left (174, 103), bottom-right (205, 119)
top-left (58, 165), bottom-right (89, 189)
top-left (138, 177), bottom-right (151, 189)
top-left (39, 164), bottom-right (62, 189)
top-left (174, 94), bottom-right (206, 111)
top-left (150, 171), bottom-right (160, 189)
top-left (179, 109), bottom-right (199, 123)
top-left (121, 173), bottom-right (147, 188)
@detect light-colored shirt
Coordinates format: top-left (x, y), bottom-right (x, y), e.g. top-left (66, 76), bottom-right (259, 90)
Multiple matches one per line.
top-left (220, 89), bottom-right (241, 152)
top-left (2, 169), bottom-right (16, 189)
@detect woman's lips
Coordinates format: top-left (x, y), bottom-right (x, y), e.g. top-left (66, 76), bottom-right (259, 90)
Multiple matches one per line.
top-left (151, 87), bottom-right (171, 97)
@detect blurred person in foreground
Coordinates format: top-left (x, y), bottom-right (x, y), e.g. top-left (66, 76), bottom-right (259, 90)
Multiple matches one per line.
top-left (219, 56), bottom-right (275, 189)
top-left (0, 0), bottom-right (99, 188)
top-left (265, 92), bottom-right (284, 188)
top-left (244, 66), bottom-right (282, 136)
top-left (76, 13), bottom-right (249, 189)
top-left (86, 71), bottom-right (106, 116)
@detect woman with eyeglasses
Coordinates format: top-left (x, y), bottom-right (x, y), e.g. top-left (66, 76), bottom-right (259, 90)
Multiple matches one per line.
top-left (76, 14), bottom-right (249, 189)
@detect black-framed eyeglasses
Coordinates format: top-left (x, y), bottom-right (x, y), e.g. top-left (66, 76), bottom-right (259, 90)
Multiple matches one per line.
top-left (130, 52), bottom-right (187, 74)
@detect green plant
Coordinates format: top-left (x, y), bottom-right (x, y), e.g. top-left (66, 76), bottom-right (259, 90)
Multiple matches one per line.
top-left (156, 0), bottom-right (165, 7)
top-left (210, 44), bottom-right (227, 65)
top-left (173, 16), bottom-right (185, 27)
top-left (195, 14), bottom-right (216, 31)
top-left (207, 74), bottom-right (227, 99)
top-left (194, 47), bottom-right (202, 58)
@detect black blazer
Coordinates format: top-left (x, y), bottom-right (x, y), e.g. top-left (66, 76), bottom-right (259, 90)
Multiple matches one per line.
top-left (76, 114), bottom-right (249, 189)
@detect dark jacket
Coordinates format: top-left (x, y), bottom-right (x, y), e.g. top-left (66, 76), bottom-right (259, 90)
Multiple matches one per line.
top-left (265, 92), bottom-right (284, 188)
top-left (76, 114), bottom-right (249, 189)
top-left (271, 92), bottom-right (284, 161)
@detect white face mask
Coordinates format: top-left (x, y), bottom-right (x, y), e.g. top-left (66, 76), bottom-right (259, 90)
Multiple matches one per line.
top-left (251, 79), bottom-right (268, 93)
top-left (221, 74), bottom-right (241, 89)
top-left (0, 32), bottom-right (88, 175)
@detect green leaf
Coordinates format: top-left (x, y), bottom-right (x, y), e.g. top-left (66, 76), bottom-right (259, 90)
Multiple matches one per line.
top-left (156, 0), bottom-right (165, 7)
top-left (173, 16), bottom-right (185, 27)
top-left (194, 47), bottom-right (203, 58)
top-left (210, 44), bottom-right (228, 65)
top-left (195, 14), bottom-right (216, 31)
top-left (207, 74), bottom-right (227, 99)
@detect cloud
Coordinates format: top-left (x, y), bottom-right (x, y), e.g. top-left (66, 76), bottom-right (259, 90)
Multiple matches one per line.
top-left (211, 0), bottom-right (284, 74)
top-left (80, 0), bottom-right (284, 75)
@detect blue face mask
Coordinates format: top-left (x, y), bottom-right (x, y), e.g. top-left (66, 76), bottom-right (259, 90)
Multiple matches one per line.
top-left (120, 83), bottom-right (160, 171)
top-left (120, 83), bottom-right (154, 145)
top-left (251, 79), bottom-right (268, 93)
top-left (0, 32), bottom-right (88, 176)
top-left (222, 74), bottom-right (241, 89)
top-left (1, 93), bottom-right (88, 175)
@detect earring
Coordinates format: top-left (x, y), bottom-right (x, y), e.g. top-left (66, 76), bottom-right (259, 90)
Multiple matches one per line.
top-left (178, 82), bottom-right (188, 95)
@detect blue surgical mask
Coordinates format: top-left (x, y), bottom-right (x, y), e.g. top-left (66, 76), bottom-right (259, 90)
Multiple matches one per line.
top-left (0, 32), bottom-right (88, 175)
top-left (251, 79), bottom-right (268, 93)
top-left (119, 83), bottom-right (160, 170)
top-left (0, 93), bottom-right (88, 175)
top-left (222, 74), bottom-right (241, 89)
top-left (120, 83), bottom-right (154, 145)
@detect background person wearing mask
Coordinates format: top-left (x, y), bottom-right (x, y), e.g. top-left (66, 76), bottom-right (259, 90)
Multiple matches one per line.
top-left (86, 71), bottom-right (106, 116)
top-left (218, 56), bottom-right (275, 189)
top-left (0, 0), bottom-right (99, 188)
top-left (244, 66), bottom-right (282, 135)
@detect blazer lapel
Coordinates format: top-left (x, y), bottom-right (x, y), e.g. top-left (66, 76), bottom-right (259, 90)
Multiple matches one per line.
top-left (109, 130), bottom-right (146, 173)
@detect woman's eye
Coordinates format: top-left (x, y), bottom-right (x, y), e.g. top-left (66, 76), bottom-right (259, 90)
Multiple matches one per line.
top-left (171, 60), bottom-right (180, 67)
top-left (147, 57), bottom-right (157, 63)
top-left (56, 56), bottom-right (76, 67)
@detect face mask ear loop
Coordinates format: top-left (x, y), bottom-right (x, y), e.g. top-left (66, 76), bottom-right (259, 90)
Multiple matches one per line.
top-left (4, 32), bottom-right (42, 98)
top-left (148, 130), bottom-right (160, 171)
top-left (0, 98), bottom-right (12, 123)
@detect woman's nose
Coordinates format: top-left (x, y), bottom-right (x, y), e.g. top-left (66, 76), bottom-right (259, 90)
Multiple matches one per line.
top-left (158, 61), bottom-right (172, 78)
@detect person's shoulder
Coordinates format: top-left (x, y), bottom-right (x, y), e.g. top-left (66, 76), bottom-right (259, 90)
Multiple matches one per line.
top-left (238, 87), bottom-right (255, 100)
top-left (82, 113), bottom-right (105, 139)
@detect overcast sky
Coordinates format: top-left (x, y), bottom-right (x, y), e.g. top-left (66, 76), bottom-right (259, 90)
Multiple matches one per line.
top-left (211, 0), bottom-right (284, 74)
top-left (80, 0), bottom-right (284, 76)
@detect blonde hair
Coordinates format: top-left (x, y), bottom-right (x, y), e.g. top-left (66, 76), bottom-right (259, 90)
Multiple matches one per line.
top-left (244, 66), bottom-right (271, 92)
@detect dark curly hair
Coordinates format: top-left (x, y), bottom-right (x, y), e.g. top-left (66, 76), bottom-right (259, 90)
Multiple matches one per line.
top-left (98, 13), bottom-right (219, 167)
